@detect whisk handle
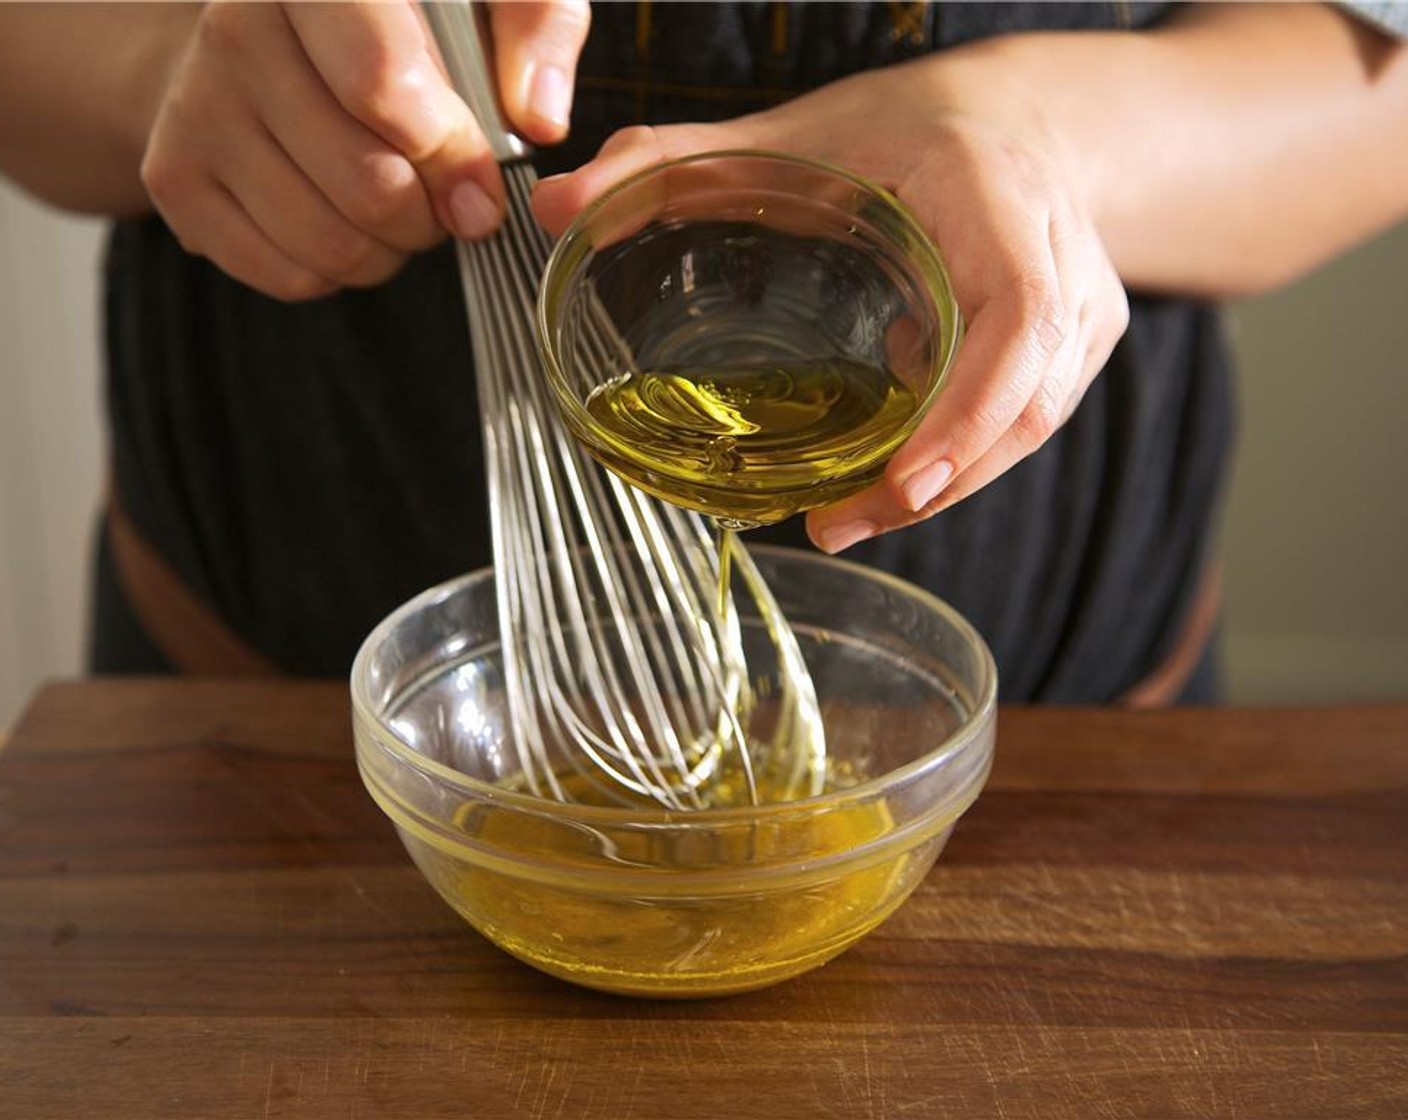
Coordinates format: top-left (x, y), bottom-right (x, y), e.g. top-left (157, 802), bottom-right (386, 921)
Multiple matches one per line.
top-left (421, 1), bottom-right (531, 165)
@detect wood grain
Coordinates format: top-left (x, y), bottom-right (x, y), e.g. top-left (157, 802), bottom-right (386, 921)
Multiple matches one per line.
top-left (1, 681), bottom-right (1405, 1120)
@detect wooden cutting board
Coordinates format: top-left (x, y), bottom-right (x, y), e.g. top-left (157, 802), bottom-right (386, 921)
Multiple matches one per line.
top-left (1, 681), bottom-right (1405, 1119)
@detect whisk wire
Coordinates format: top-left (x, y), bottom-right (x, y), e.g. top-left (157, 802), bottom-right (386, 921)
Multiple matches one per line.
top-left (497, 194), bottom-right (719, 803)
top-left (501, 164), bottom-right (754, 800)
top-left (457, 157), bottom-right (819, 807)
top-left (467, 233), bottom-right (693, 807)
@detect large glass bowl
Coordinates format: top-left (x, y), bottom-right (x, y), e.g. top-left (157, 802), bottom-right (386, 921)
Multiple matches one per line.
top-left (537, 151), bottom-right (963, 528)
top-left (351, 546), bottom-right (996, 998)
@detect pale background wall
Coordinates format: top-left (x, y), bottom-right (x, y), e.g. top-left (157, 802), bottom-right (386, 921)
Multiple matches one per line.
top-left (1, 177), bottom-right (1406, 727)
top-left (0, 184), bottom-right (106, 729)
top-left (1221, 220), bottom-right (1408, 703)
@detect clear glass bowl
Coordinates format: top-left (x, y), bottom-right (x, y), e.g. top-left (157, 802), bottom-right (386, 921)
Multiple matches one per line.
top-left (538, 150), bottom-right (963, 528)
top-left (351, 546), bottom-right (996, 998)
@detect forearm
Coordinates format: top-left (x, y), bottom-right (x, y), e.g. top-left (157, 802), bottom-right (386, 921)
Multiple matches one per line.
top-left (953, 3), bottom-right (1408, 298)
top-left (0, 3), bottom-right (197, 215)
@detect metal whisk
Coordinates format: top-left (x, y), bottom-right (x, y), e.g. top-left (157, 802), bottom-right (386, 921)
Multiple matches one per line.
top-left (425, 2), bottom-right (824, 809)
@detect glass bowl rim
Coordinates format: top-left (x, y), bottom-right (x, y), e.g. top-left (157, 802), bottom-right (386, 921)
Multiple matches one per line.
top-left (534, 147), bottom-right (964, 470)
top-left (350, 543), bottom-right (998, 828)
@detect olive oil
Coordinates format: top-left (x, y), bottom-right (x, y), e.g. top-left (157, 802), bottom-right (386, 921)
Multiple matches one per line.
top-left (583, 356), bottom-right (919, 528)
top-left (444, 768), bottom-right (910, 997)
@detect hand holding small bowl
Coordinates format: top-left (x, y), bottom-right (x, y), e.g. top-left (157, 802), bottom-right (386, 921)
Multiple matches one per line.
top-left (536, 150), bottom-right (963, 530)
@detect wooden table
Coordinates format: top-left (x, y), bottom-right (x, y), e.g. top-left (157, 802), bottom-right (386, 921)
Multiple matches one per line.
top-left (1, 681), bottom-right (1405, 1119)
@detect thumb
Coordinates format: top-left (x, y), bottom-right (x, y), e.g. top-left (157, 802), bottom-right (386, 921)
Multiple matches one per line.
top-left (532, 120), bottom-right (755, 236)
top-left (490, 0), bottom-right (591, 144)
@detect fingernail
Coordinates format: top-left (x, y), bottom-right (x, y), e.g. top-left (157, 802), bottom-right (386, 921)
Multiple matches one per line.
top-left (448, 180), bottom-right (501, 240)
top-left (530, 64), bottom-right (571, 129)
top-left (899, 459), bottom-right (955, 513)
top-left (816, 519), bottom-right (878, 555)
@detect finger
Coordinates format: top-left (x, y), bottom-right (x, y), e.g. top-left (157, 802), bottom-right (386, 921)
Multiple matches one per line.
top-left (801, 317), bottom-right (1082, 553)
top-left (909, 309), bottom-right (1087, 515)
top-left (214, 120), bottom-right (407, 289)
top-left (489, 0), bottom-right (590, 144)
top-left (802, 476), bottom-right (904, 556)
top-left (149, 170), bottom-right (336, 303)
top-left (880, 266), bottom-right (1065, 517)
top-left (247, 5), bottom-right (440, 253)
top-left (1073, 252), bottom-right (1130, 412)
top-left (807, 218), bottom-right (1125, 553)
top-left (1041, 204), bottom-right (1127, 423)
top-left (285, 0), bottom-right (505, 241)
top-left (895, 206), bottom-right (1107, 515)
top-left (879, 175), bottom-right (1072, 514)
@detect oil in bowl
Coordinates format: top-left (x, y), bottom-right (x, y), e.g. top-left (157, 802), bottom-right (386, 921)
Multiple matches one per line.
top-left (538, 153), bottom-right (963, 528)
top-left (352, 546), bottom-right (996, 998)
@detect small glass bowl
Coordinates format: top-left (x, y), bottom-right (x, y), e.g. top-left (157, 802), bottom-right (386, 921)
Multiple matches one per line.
top-left (351, 546), bottom-right (996, 998)
top-left (537, 150), bottom-right (962, 528)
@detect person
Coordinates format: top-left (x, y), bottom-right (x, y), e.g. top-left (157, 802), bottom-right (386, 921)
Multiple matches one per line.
top-left (2, 2), bottom-right (1406, 703)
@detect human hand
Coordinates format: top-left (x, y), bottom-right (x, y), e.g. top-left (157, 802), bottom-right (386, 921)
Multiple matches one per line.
top-left (140, 0), bottom-right (588, 301)
top-left (533, 49), bottom-right (1129, 553)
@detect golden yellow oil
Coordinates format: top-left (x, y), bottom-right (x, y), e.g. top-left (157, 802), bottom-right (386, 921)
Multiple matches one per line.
top-left (430, 769), bottom-right (917, 997)
top-left (582, 356), bottom-right (919, 527)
